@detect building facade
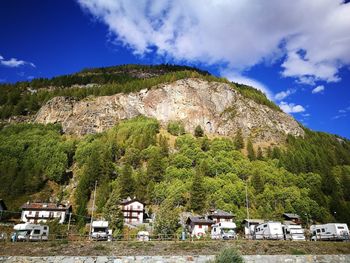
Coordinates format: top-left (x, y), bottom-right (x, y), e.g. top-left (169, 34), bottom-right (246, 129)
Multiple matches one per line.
top-left (186, 216), bottom-right (215, 238)
top-left (207, 209), bottom-right (234, 223)
top-left (21, 202), bottom-right (72, 224)
top-left (120, 197), bottom-right (144, 225)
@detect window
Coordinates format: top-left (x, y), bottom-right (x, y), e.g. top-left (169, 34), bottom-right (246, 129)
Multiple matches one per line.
top-left (263, 224), bottom-right (267, 228)
top-left (321, 229), bottom-right (325, 232)
top-left (317, 229), bottom-right (321, 233)
top-left (29, 211), bottom-right (32, 215)
top-left (337, 226), bottom-right (345, 229)
top-left (44, 227), bottom-right (47, 230)
top-left (198, 225), bottom-right (202, 229)
top-left (33, 229), bottom-right (40, 234)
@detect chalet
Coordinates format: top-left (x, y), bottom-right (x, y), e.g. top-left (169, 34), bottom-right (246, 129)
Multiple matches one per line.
top-left (0, 199), bottom-right (7, 211)
top-left (243, 219), bottom-right (265, 239)
top-left (207, 209), bottom-right (234, 223)
top-left (120, 197), bottom-right (145, 225)
top-left (186, 216), bottom-right (215, 238)
top-left (283, 213), bottom-right (301, 225)
top-left (20, 202), bottom-right (72, 224)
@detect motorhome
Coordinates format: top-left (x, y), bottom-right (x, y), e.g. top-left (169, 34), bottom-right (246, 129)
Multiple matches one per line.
top-left (211, 222), bottom-right (237, 240)
top-left (91, 221), bottom-right (111, 241)
top-left (13, 223), bottom-right (49, 241)
top-left (310, 223), bottom-right (349, 241)
top-left (254, 222), bottom-right (284, 240)
top-left (282, 224), bottom-right (305, 241)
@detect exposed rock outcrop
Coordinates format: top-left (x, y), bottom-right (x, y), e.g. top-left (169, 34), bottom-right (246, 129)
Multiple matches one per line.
top-left (34, 78), bottom-right (304, 143)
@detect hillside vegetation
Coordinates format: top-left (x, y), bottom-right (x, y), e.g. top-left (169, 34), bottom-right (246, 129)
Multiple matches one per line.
top-left (1, 116), bottom-right (350, 229)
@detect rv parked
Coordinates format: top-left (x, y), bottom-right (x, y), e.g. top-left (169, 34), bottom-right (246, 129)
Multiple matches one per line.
top-left (13, 223), bottom-right (49, 241)
top-left (282, 224), bottom-right (305, 241)
top-left (310, 223), bottom-right (349, 241)
top-left (91, 221), bottom-right (112, 241)
top-left (211, 222), bottom-right (237, 240)
top-left (254, 222), bottom-right (284, 240)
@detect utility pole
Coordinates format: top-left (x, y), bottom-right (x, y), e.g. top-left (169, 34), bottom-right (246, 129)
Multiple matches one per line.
top-left (67, 212), bottom-right (72, 232)
top-left (245, 181), bottom-right (250, 238)
top-left (89, 180), bottom-right (97, 240)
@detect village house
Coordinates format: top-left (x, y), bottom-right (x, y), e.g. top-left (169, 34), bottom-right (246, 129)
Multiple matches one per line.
top-left (207, 209), bottom-right (234, 223)
top-left (243, 219), bottom-right (265, 239)
top-left (120, 197), bottom-right (145, 225)
top-left (20, 202), bottom-right (72, 224)
top-left (186, 216), bottom-right (215, 238)
top-left (283, 213), bottom-right (301, 225)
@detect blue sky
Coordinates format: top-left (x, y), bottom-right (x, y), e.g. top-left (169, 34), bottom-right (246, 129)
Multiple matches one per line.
top-left (1, 0), bottom-right (350, 138)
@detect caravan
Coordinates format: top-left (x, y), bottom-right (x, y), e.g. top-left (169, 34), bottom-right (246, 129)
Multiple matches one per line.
top-left (310, 223), bottom-right (349, 241)
top-left (13, 223), bottom-right (49, 241)
top-left (282, 224), bottom-right (305, 241)
top-left (91, 221), bottom-right (112, 241)
top-left (211, 222), bottom-right (237, 240)
top-left (254, 222), bottom-right (284, 240)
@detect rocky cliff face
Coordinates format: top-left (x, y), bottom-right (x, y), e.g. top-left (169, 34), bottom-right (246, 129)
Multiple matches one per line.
top-left (34, 78), bottom-right (304, 143)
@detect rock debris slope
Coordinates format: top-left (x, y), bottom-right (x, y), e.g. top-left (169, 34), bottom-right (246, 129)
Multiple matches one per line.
top-left (35, 78), bottom-right (304, 143)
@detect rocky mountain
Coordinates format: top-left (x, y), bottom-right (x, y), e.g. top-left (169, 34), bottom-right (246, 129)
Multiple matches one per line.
top-left (34, 78), bottom-right (303, 144)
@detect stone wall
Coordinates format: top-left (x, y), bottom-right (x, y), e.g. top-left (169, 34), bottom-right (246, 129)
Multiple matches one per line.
top-left (1, 255), bottom-right (350, 263)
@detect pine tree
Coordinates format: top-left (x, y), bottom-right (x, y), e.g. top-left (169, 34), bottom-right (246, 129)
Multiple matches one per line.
top-left (234, 129), bottom-right (244, 150)
top-left (257, 146), bottom-right (263, 160)
top-left (247, 139), bottom-right (256, 161)
top-left (189, 168), bottom-right (206, 213)
top-left (103, 188), bottom-right (124, 238)
top-left (194, 125), bottom-right (204, 137)
top-left (118, 164), bottom-right (135, 199)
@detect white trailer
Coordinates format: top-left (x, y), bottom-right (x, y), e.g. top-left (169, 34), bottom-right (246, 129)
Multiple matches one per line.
top-left (211, 222), bottom-right (237, 240)
top-left (254, 222), bottom-right (284, 240)
top-left (13, 223), bottom-right (49, 241)
top-left (282, 224), bottom-right (305, 241)
top-left (91, 220), bottom-right (111, 241)
top-left (310, 223), bottom-right (349, 241)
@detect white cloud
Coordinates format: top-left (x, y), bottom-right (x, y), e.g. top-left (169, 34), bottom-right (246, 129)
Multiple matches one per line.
top-left (274, 89), bottom-right (296, 101)
top-left (312, 85), bottom-right (325, 94)
top-left (0, 54), bottom-right (35, 68)
top-left (77, 0), bottom-right (350, 83)
top-left (279, 101), bottom-right (306, 114)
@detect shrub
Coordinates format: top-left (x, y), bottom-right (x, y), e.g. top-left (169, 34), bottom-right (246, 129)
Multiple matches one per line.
top-left (167, 121), bottom-right (185, 136)
top-left (213, 248), bottom-right (244, 263)
top-left (194, 125), bottom-right (204, 137)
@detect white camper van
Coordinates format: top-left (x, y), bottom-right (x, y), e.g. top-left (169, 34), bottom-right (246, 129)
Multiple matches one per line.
top-left (254, 222), bottom-right (284, 240)
top-left (91, 221), bottom-right (112, 241)
top-left (282, 224), bottom-right (305, 241)
top-left (13, 223), bottom-right (49, 241)
top-left (211, 222), bottom-right (237, 240)
top-left (310, 223), bottom-right (349, 241)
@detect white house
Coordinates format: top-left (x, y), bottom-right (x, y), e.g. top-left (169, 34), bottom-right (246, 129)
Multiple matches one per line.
top-left (20, 202), bottom-right (72, 224)
top-left (186, 216), bottom-right (215, 238)
top-left (120, 197), bottom-right (144, 225)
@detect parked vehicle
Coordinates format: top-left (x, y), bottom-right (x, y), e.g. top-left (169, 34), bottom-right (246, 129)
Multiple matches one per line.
top-left (91, 221), bottom-right (112, 241)
top-left (13, 223), bottom-right (49, 241)
top-left (254, 222), bottom-right (284, 240)
top-left (211, 222), bottom-right (237, 240)
top-left (282, 224), bottom-right (305, 241)
top-left (310, 223), bottom-right (349, 241)
top-left (137, 231), bottom-right (150, 241)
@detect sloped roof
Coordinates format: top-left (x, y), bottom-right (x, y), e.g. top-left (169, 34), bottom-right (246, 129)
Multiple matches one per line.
top-left (242, 219), bottom-right (265, 224)
top-left (283, 213), bottom-right (300, 219)
top-left (21, 202), bottom-right (71, 211)
top-left (120, 197), bottom-right (145, 205)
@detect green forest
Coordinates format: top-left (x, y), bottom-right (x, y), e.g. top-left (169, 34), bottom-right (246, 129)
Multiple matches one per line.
top-left (1, 117), bottom-right (350, 234)
top-left (1, 64), bottom-right (350, 235)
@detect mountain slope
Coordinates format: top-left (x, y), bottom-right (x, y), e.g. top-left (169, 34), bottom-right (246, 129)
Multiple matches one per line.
top-left (35, 78), bottom-right (303, 143)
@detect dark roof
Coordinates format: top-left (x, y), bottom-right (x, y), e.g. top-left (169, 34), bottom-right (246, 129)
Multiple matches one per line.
top-left (120, 197), bottom-right (145, 205)
top-left (186, 216), bottom-right (215, 225)
top-left (208, 209), bottom-right (234, 218)
top-left (242, 219), bottom-right (265, 224)
top-left (0, 199), bottom-right (7, 210)
top-left (21, 202), bottom-right (71, 211)
top-left (283, 213), bottom-right (300, 220)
